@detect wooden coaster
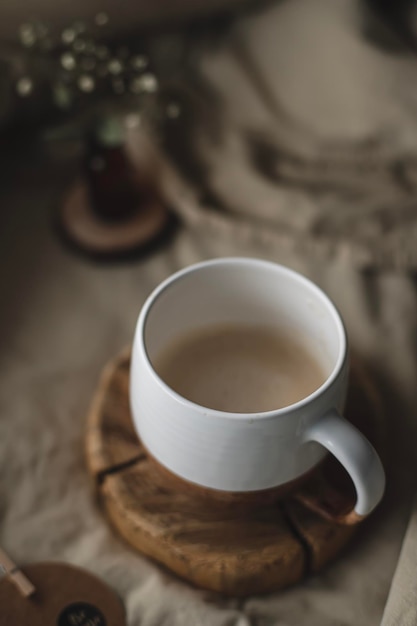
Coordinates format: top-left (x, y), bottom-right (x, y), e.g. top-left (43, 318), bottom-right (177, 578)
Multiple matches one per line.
top-left (0, 562), bottom-right (126, 626)
top-left (59, 181), bottom-right (171, 259)
top-left (86, 350), bottom-right (386, 596)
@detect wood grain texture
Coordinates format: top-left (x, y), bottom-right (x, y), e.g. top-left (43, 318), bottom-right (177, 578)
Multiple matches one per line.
top-left (102, 462), bottom-right (305, 595)
top-left (60, 181), bottom-right (170, 257)
top-left (85, 351), bottom-right (386, 595)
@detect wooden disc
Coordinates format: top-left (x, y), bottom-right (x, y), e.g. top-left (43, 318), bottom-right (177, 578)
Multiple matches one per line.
top-left (85, 350), bottom-right (386, 596)
top-left (0, 562), bottom-right (126, 626)
top-left (59, 181), bottom-right (170, 258)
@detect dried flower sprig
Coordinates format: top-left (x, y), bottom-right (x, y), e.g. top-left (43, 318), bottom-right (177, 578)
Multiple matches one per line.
top-left (15, 14), bottom-right (161, 110)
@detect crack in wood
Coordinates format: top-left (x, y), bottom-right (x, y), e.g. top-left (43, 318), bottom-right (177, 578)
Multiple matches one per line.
top-left (279, 501), bottom-right (311, 580)
top-left (96, 453), bottom-right (147, 485)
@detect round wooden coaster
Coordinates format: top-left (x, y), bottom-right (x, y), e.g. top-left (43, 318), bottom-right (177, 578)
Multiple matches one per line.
top-left (0, 562), bottom-right (126, 626)
top-left (85, 350), bottom-right (386, 596)
top-left (59, 181), bottom-right (171, 259)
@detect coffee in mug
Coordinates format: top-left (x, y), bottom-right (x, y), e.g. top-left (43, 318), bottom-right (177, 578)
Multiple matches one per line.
top-left (153, 324), bottom-right (327, 413)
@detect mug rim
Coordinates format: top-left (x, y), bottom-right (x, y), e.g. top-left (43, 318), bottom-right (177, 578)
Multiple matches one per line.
top-left (136, 257), bottom-right (348, 420)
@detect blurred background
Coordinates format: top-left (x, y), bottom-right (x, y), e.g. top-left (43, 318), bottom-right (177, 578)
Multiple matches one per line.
top-left (1, 0), bottom-right (417, 266)
top-left (1, 2), bottom-right (417, 625)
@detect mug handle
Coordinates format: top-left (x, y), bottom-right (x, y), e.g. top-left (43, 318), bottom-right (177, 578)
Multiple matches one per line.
top-left (297, 409), bottom-right (385, 524)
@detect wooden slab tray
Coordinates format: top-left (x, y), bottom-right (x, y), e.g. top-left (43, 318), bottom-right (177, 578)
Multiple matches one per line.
top-left (85, 350), bottom-right (385, 596)
top-left (59, 181), bottom-right (172, 260)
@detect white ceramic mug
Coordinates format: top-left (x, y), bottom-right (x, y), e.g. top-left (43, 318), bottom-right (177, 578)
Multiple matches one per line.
top-left (130, 258), bottom-right (385, 523)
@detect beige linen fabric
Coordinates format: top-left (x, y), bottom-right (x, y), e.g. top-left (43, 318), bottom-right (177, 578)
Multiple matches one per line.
top-left (382, 496), bottom-right (417, 626)
top-left (1, 1), bottom-right (417, 624)
top-left (156, 0), bottom-right (417, 270)
top-left (0, 149), bottom-right (416, 626)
